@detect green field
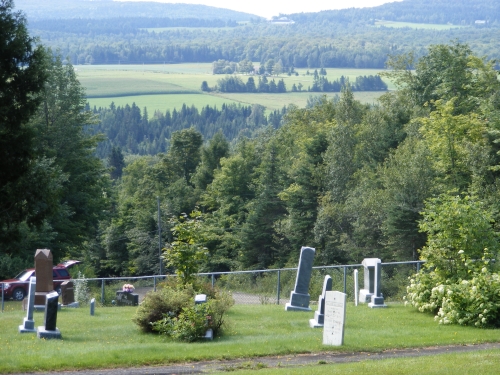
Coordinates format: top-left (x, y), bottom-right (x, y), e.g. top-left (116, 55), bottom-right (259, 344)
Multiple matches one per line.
top-left (375, 20), bottom-right (465, 30)
top-left (77, 63), bottom-right (393, 113)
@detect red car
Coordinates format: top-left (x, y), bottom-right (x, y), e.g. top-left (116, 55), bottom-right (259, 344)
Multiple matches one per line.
top-left (1, 260), bottom-right (81, 301)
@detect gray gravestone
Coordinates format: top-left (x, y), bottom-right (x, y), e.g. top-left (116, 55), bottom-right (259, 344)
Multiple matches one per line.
top-left (285, 246), bottom-right (315, 311)
top-left (309, 275), bottom-right (332, 328)
top-left (323, 291), bottom-right (346, 346)
top-left (19, 277), bottom-right (37, 333)
top-left (90, 298), bottom-right (95, 316)
top-left (37, 291), bottom-right (62, 339)
top-left (368, 260), bottom-right (386, 308)
top-left (116, 291), bottom-right (139, 306)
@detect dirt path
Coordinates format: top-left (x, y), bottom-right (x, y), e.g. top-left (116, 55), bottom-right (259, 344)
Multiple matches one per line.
top-left (9, 342), bottom-right (500, 375)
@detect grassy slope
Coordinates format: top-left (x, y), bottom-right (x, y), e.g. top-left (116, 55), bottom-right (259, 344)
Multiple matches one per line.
top-left (1, 302), bottom-right (498, 373)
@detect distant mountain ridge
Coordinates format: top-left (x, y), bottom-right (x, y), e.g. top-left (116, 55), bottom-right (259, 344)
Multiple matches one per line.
top-left (288, 0), bottom-right (500, 26)
top-left (15, 0), bottom-right (260, 21)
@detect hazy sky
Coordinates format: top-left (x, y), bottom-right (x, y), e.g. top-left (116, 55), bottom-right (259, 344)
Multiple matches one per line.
top-left (115, 0), bottom-right (402, 19)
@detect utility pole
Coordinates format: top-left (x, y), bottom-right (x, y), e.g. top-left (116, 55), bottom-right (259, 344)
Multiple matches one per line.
top-left (157, 197), bottom-right (163, 276)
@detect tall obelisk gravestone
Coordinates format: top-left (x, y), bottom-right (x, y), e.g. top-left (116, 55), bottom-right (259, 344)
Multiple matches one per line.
top-left (285, 246), bottom-right (315, 311)
top-left (19, 277), bottom-right (37, 333)
top-left (34, 249), bottom-right (54, 308)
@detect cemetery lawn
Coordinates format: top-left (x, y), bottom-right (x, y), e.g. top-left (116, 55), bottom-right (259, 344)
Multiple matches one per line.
top-left (0, 302), bottom-right (499, 373)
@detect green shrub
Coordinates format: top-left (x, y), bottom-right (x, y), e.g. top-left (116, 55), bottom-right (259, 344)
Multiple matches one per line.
top-left (133, 283), bottom-right (234, 340)
top-left (133, 285), bottom-right (193, 332)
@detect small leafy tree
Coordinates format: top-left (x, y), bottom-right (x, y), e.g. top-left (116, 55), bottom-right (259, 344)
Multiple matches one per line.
top-left (164, 210), bottom-right (208, 285)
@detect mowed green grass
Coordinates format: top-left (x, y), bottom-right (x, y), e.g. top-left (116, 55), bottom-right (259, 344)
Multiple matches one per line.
top-left (77, 63), bottom-right (393, 113)
top-left (0, 302), bottom-right (498, 373)
top-left (375, 20), bottom-right (465, 30)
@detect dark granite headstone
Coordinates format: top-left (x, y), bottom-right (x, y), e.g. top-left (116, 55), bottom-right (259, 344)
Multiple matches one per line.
top-left (285, 246), bottom-right (315, 311)
top-left (309, 275), bottom-right (332, 327)
top-left (37, 291), bottom-right (62, 339)
top-left (115, 291), bottom-right (139, 306)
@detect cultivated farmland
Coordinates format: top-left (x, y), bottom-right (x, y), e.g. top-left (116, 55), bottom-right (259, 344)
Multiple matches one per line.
top-left (76, 63), bottom-right (394, 113)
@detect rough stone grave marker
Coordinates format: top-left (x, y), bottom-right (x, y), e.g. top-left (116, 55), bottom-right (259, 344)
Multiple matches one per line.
top-left (309, 275), bottom-right (332, 328)
top-left (61, 280), bottom-right (76, 306)
top-left (323, 291), bottom-right (346, 346)
top-left (19, 277), bottom-right (37, 333)
top-left (285, 246), bottom-right (315, 311)
top-left (34, 249), bottom-right (54, 307)
top-left (116, 291), bottom-right (139, 306)
top-left (37, 291), bottom-right (62, 339)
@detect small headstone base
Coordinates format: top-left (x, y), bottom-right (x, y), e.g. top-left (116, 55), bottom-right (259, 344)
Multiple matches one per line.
top-left (37, 326), bottom-right (62, 340)
top-left (19, 318), bottom-right (36, 333)
top-left (368, 295), bottom-right (387, 308)
top-left (285, 292), bottom-right (311, 311)
top-left (285, 302), bottom-right (312, 312)
top-left (358, 289), bottom-right (373, 304)
top-left (309, 310), bottom-right (325, 328)
top-left (63, 302), bottom-right (80, 308)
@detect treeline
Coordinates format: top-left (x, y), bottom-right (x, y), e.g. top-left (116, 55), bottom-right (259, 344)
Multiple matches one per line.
top-left (29, 17), bottom-right (239, 34)
top-left (289, 0), bottom-right (500, 25)
top-left (85, 42), bottom-right (500, 277)
top-left (32, 21), bottom-right (500, 68)
top-left (310, 74), bottom-right (388, 92)
top-left (18, 0), bottom-right (256, 21)
top-left (208, 74), bottom-right (387, 93)
top-left (209, 76), bottom-right (287, 93)
top-left (90, 102), bottom-right (287, 158)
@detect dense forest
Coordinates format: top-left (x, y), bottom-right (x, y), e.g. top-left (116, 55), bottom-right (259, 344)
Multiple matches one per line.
top-left (90, 102), bottom-right (286, 158)
top-left (3, 0), bottom-right (500, 281)
top-left (14, 0), bottom-right (500, 68)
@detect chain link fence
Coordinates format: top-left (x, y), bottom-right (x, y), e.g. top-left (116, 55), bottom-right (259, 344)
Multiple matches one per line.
top-left (1, 261), bottom-right (423, 311)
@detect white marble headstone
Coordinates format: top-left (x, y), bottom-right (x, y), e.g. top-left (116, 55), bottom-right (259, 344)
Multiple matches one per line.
top-left (322, 291), bottom-right (346, 346)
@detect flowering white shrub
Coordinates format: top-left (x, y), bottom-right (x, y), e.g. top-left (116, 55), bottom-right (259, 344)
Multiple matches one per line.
top-left (406, 194), bottom-right (500, 327)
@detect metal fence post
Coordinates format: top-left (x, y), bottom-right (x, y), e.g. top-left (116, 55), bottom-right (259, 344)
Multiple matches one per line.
top-left (101, 279), bottom-right (105, 305)
top-left (1, 283), bottom-right (4, 313)
top-left (276, 269), bottom-right (281, 305)
top-left (153, 276), bottom-right (157, 292)
top-left (343, 266), bottom-right (347, 294)
top-left (417, 261), bottom-right (421, 273)
top-left (211, 274), bottom-right (215, 288)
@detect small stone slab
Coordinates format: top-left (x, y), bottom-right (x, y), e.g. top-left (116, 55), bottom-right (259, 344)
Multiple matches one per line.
top-left (195, 294), bottom-right (207, 304)
top-left (203, 328), bottom-right (213, 340)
